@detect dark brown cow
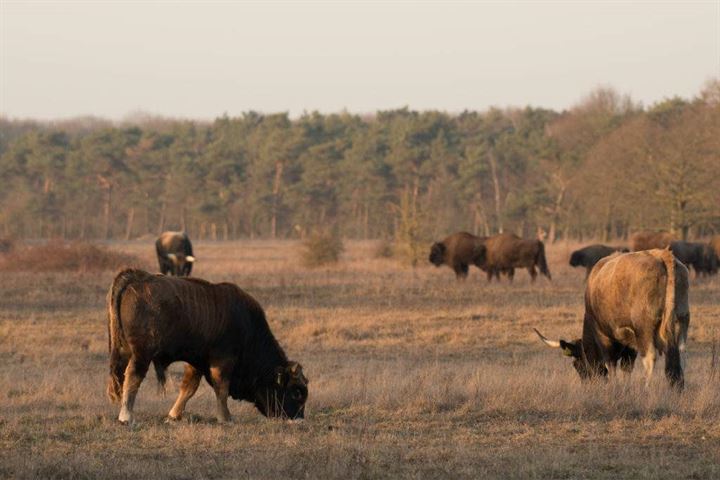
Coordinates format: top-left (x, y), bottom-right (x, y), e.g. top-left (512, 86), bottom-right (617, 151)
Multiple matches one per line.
top-left (569, 244), bottom-right (629, 277)
top-left (476, 233), bottom-right (551, 282)
top-left (107, 269), bottom-right (308, 425)
top-left (630, 230), bottom-right (674, 251)
top-left (428, 232), bottom-right (511, 280)
top-left (156, 231), bottom-right (195, 276)
top-left (670, 241), bottom-right (718, 277)
top-left (536, 248), bottom-right (690, 389)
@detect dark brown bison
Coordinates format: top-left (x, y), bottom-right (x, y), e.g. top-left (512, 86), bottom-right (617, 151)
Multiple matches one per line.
top-left (630, 230), bottom-right (674, 251)
top-left (536, 248), bottom-right (690, 389)
top-left (156, 231), bottom-right (195, 276)
top-left (428, 232), bottom-right (511, 280)
top-left (569, 244), bottom-right (629, 277)
top-left (107, 269), bottom-right (308, 425)
top-left (475, 233), bottom-right (551, 282)
top-left (670, 241), bottom-right (718, 276)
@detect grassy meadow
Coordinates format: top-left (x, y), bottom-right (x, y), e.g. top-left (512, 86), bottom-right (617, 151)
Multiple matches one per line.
top-left (1, 240), bottom-right (719, 479)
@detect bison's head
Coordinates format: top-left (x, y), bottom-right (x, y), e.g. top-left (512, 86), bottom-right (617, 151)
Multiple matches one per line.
top-left (255, 362), bottom-right (308, 420)
top-left (568, 251), bottom-right (583, 267)
top-left (167, 253), bottom-right (195, 276)
top-left (429, 242), bottom-right (446, 266)
top-left (534, 328), bottom-right (607, 380)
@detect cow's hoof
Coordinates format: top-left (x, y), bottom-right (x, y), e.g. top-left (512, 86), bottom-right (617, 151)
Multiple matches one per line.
top-left (165, 416), bottom-right (181, 424)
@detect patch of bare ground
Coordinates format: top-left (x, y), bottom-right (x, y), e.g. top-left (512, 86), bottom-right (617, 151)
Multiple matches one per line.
top-left (1, 240), bottom-right (719, 479)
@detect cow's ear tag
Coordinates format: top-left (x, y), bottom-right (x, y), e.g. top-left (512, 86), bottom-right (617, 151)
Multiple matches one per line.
top-left (562, 347), bottom-right (574, 357)
top-left (275, 367), bottom-right (284, 386)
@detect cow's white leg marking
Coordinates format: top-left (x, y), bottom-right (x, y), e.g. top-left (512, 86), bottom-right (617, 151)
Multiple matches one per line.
top-left (118, 358), bottom-right (148, 425)
top-left (640, 348), bottom-right (656, 387)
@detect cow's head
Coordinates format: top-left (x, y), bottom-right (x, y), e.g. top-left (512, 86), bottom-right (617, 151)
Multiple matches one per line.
top-left (255, 361), bottom-right (308, 420)
top-left (569, 251), bottom-right (583, 267)
top-left (167, 253), bottom-right (195, 276)
top-left (534, 328), bottom-right (607, 379)
top-left (429, 242), bottom-right (446, 266)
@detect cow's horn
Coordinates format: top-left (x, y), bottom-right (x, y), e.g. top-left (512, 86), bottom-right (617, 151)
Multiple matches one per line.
top-left (533, 328), bottom-right (561, 348)
top-left (186, 256), bottom-right (195, 262)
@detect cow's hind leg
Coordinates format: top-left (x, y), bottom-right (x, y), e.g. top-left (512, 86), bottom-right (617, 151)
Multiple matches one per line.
top-left (665, 344), bottom-right (684, 391)
top-left (639, 347), bottom-right (656, 387)
top-left (118, 356), bottom-right (150, 425)
top-left (528, 265), bottom-right (537, 282)
top-left (209, 363), bottom-right (233, 423)
top-left (168, 364), bottom-right (202, 421)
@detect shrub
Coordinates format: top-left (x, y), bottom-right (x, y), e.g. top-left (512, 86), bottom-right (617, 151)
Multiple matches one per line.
top-left (0, 242), bottom-right (144, 272)
top-left (301, 231), bottom-right (344, 267)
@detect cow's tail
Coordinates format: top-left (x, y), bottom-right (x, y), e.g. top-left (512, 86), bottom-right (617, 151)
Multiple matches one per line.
top-left (655, 248), bottom-right (677, 351)
top-left (536, 241), bottom-right (551, 280)
top-left (107, 268), bottom-right (139, 403)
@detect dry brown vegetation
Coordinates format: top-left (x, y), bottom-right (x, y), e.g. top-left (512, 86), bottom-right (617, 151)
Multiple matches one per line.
top-left (1, 240), bottom-right (719, 479)
top-left (0, 242), bottom-right (147, 272)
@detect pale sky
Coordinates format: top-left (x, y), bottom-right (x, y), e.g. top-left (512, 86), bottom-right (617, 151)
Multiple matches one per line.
top-left (1, 0), bottom-right (718, 120)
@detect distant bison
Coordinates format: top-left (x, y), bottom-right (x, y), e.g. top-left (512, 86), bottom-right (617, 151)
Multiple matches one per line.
top-left (107, 269), bottom-right (308, 424)
top-left (630, 230), bottom-right (674, 251)
top-left (476, 233), bottom-right (551, 282)
top-left (569, 244), bottom-right (629, 277)
top-left (536, 248), bottom-right (690, 389)
top-left (670, 241), bottom-right (718, 277)
top-left (156, 231), bottom-right (195, 276)
top-left (429, 232), bottom-right (488, 280)
top-left (429, 232), bottom-right (511, 280)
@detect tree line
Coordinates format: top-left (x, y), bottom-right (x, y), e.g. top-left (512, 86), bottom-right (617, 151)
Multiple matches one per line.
top-left (1, 82), bottom-right (718, 243)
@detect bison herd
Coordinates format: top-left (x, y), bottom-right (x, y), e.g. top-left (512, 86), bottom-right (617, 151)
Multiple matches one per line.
top-left (107, 228), bottom-right (718, 424)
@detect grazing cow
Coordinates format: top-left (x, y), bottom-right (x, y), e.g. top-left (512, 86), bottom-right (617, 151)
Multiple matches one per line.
top-left (670, 241), bottom-right (718, 277)
top-left (569, 244), bottom-right (629, 277)
top-left (429, 232), bottom-right (511, 280)
top-left (107, 269), bottom-right (308, 425)
top-left (475, 233), bottom-right (551, 282)
top-left (156, 231), bottom-right (195, 276)
top-left (535, 248), bottom-right (690, 389)
top-left (630, 230), bottom-right (674, 251)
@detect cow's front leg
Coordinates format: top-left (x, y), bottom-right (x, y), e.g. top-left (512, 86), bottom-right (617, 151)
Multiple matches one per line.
top-left (168, 364), bottom-right (202, 421)
top-left (209, 364), bottom-right (232, 423)
top-left (118, 357), bottom-right (150, 425)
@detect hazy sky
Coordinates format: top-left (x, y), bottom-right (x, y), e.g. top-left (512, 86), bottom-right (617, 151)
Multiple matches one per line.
top-left (1, 0), bottom-right (718, 120)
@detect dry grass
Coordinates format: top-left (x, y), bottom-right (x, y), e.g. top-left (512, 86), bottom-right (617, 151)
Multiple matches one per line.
top-left (0, 242), bottom-right (146, 272)
top-left (1, 240), bottom-right (719, 479)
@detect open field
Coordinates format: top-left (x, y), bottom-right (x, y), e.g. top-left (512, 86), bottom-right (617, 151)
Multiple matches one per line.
top-left (1, 240), bottom-right (720, 479)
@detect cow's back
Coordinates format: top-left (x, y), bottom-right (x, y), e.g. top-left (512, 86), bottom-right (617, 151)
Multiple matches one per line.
top-left (159, 231), bottom-right (190, 254)
top-left (118, 275), bottom-right (259, 358)
top-left (586, 250), bottom-right (686, 343)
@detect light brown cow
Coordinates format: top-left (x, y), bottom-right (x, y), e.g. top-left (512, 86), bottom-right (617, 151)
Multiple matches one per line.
top-left (536, 248), bottom-right (689, 389)
top-left (476, 233), bottom-right (551, 282)
top-left (630, 230), bottom-right (674, 251)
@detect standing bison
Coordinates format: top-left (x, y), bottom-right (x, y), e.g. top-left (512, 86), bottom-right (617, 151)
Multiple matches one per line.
top-left (156, 231), bottom-right (195, 276)
top-left (569, 244), bottom-right (629, 277)
top-left (429, 232), bottom-right (511, 280)
top-left (476, 233), bottom-right (551, 282)
top-left (670, 241), bottom-right (718, 277)
top-left (107, 269), bottom-right (308, 424)
top-left (535, 248), bottom-right (690, 389)
top-left (630, 230), bottom-right (674, 251)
